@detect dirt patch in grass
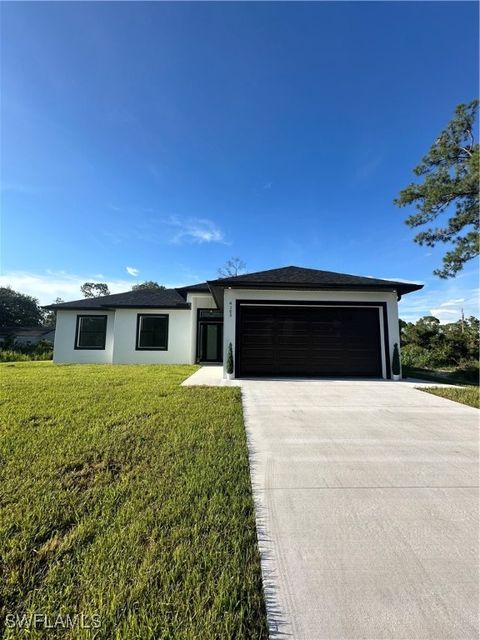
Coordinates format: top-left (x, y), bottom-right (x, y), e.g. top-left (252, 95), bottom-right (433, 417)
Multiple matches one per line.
top-left (60, 459), bottom-right (125, 491)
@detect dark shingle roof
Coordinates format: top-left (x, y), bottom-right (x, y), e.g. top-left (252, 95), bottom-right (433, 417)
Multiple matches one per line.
top-left (208, 266), bottom-right (423, 297)
top-left (46, 266), bottom-right (423, 311)
top-left (176, 282), bottom-right (211, 299)
top-left (45, 288), bottom-right (190, 310)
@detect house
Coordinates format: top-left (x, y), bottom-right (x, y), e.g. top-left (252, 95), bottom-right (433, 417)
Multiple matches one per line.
top-left (47, 266), bottom-right (423, 378)
top-left (0, 326), bottom-right (56, 347)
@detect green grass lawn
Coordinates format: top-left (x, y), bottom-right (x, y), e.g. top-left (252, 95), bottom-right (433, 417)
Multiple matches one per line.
top-left (418, 385), bottom-right (480, 409)
top-left (0, 363), bottom-right (267, 639)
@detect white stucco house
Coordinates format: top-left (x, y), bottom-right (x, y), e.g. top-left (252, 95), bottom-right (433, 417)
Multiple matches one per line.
top-left (47, 266), bottom-right (423, 378)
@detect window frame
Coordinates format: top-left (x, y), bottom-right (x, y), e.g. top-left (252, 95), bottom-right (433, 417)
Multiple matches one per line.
top-left (136, 313), bottom-right (169, 351)
top-left (74, 314), bottom-right (108, 350)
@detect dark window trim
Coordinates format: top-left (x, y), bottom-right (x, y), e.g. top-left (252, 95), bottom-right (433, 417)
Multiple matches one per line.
top-left (234, 300), bottom-right (391, 379)
top-left (74, 314), bottom-right (107, 350)
top-left (135, 313), bottom-right (169, 351)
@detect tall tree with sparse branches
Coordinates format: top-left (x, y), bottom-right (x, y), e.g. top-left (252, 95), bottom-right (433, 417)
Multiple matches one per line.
top-left (218, 257), bottom-right (246, 278)
top-left (394, 99), bottom-right (479, 278)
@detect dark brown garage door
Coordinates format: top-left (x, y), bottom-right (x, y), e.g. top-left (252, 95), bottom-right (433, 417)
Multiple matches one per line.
top-left (238, 305), bottom-right (382, 377)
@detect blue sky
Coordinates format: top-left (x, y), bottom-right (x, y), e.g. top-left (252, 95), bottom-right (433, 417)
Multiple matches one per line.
top-left (1, 1), bottom-right (478, 321)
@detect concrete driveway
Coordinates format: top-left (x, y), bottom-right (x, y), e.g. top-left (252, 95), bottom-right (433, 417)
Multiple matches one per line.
top-left (240, 379), bottom-right (479, 640)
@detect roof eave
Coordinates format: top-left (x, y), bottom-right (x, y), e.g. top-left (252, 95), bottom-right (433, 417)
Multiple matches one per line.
top-left (206, 281), bottom-right (424, 305)
top-left (47, 303), bottom-right (191, 311)
top-left (207, 281), bottom-right (422, 292)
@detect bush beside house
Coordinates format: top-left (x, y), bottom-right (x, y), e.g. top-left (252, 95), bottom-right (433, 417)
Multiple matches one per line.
top-left (399, 315), bottom-right (479, 376)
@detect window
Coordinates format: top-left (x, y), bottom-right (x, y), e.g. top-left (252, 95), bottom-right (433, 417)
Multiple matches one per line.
top-left (136, 314), bottom-right (169, 350)
top-left (199, 309), bottom-right (223, 320)
top-left (75, 315), bottom-right (107, 350)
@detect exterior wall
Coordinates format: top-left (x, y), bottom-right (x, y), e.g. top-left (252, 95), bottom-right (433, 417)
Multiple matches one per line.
top-left (52, 290), bottom-right (400, 373)
top-left (53, 310), bottom-right (115, 364)
top-left (52, 294), bottom-right (218, 365)
top-left (112, 308), bottom-right (192, 364)
top-left (223, 288), bottom-right (401, 379)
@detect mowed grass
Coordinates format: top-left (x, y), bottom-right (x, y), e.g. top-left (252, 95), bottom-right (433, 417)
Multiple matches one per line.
top-left (0, 363), bottom-right (267, 639)
top-left (418, 385), bottom-right (480, 409)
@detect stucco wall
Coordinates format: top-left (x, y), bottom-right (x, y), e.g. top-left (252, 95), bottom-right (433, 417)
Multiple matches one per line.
top-left (111, 308), bottom-right (192, 364)
top-left (53, 310), bottom-right (115, 364)
top-left (52, 294), bottom-right (219, 365)
top-left (223, 288), bottom-right (401, 379)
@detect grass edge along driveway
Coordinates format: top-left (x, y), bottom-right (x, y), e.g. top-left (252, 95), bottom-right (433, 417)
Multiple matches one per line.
top-left (417, 385), bottom-right (479, 408)
top-left (0, 363), bottom-right (268, 640)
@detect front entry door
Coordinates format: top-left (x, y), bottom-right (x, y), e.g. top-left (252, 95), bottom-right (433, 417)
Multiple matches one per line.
top-left (198, 322), bottom-right (223, 363)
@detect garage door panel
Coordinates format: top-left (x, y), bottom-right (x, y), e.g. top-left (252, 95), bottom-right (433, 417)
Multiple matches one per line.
top-left (238, 305), bottom-right (382, 377)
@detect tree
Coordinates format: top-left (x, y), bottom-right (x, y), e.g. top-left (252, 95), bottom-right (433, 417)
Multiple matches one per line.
top-left (0, 287), bottom-right (44, 327)
top-left (399, 314), bottom-right (479, 370)
top-left (218, 257), bottom-right (246, 278)
top-left (42, 298), bottom-right (64, 327)
top-left (406, 315), bottom-right (442, 349)
top-left (131, 281), bottom-right (166, 291)
top-left (80, 282), bottom-right (110, 298)
top-left (394, 100), bottom-right (479, 278)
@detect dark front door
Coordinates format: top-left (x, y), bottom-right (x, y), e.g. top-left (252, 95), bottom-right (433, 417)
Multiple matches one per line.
top-left (197, 310), bottom-right (223, 363)
top-left (238, 305), bottom-right (382, 377)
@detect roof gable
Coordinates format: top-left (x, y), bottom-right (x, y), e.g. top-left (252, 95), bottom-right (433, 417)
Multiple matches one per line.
top-left (207, 265), bottom-right (423, 307)
top-left (209, 265), bottom-right (422, 291)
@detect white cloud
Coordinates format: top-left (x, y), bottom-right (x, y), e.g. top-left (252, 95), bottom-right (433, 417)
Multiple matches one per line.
top-left (430, 307), bottom-right (457, 318)
top-left (167, 217), bottom-right (226, 245)
top-left (0, 270), bottom-right (134, 305)
top-left (102, 215), bottom-right (227, 246)
top-left (0, 270), bottom-right (190, 305)
top-left (381, 277), bottom-right (425, 285)
top-left (126, 266), bottom-right (140, 276)
top-left (399, 285), bottom-right (479, 324)
top-left (440, 298), bottom-right (465, 306)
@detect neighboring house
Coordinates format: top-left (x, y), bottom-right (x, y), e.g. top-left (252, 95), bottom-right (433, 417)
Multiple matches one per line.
top-left (0, 326), bottom-right (55, 347)
top-left (46, 266), bottom-right (423, 378)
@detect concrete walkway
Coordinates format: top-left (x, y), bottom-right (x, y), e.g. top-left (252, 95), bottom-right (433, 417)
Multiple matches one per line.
top-left (181, 365), bottom-right (227, 387)
top-left (240, 380), bottom-right (479, 639)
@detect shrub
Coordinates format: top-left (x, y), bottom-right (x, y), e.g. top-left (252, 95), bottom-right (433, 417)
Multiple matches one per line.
top-left (400, 344), bottom-right (435, 369)
top-left (0, 351), bottom-right (31, 362)
top-left (0, 340), bottom-right (53, 362)
top-left (392, 343), bottom-right (401, 375)
top-left (226, 343), bottom-right (234, 374)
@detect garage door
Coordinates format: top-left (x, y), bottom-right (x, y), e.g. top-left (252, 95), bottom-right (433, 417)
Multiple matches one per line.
top-left (237, 305), bottom-right (383, 377)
